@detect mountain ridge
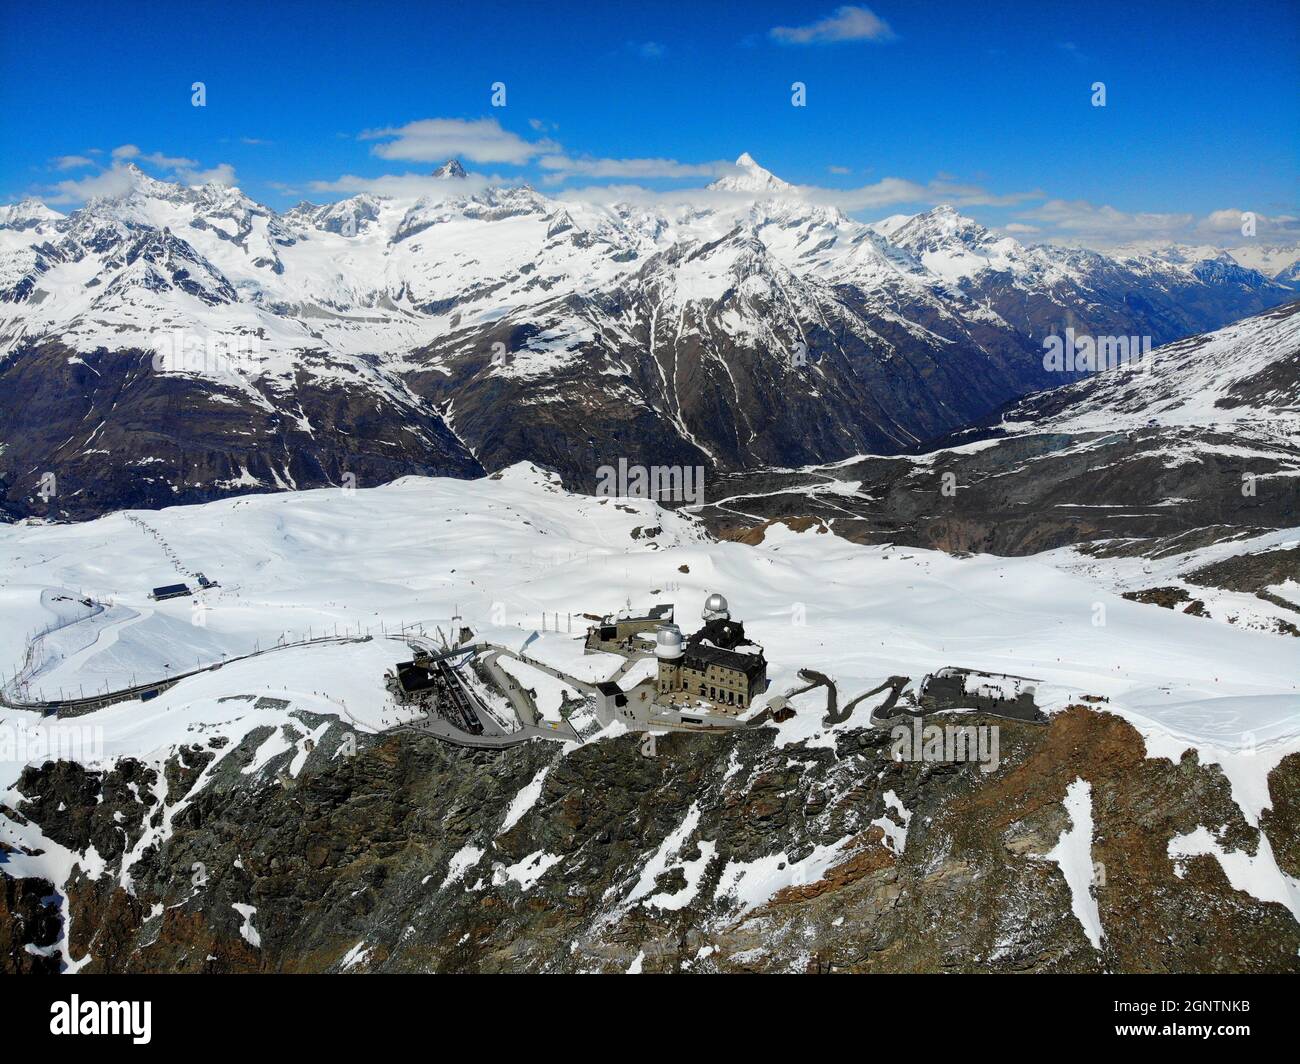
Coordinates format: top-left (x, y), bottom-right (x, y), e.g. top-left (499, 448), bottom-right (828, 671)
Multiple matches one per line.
top-left (1, 155), bottom-right (1295, 520)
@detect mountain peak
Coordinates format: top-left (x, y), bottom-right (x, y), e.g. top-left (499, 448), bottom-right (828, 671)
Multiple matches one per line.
top-left (0, 197), bottom-right (64, 229)
top-left (708, 153), bottom-right (794, 195)
top-left (83, 161), bottom-right (182, 205)
top-left (892, 204), bottom-right (992, 251)
top-left (433, 159), bottom-right (468, 180)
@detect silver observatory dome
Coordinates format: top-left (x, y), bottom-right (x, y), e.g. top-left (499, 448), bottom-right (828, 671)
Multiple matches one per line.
top-left (701, 592), bottom-right (730, 621)
top-left (654, 623), bottom-right (684, 660)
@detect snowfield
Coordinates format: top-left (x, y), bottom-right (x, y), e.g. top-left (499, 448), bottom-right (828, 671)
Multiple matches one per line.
top-left (2, 462), bottom-right (1296, 752)
top-left (1, 462), bottom-right (1297, 935)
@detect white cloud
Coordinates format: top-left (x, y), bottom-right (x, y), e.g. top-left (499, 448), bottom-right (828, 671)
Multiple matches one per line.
top-left (360, 117), bottom-right (555, 165)
top-left (537, 154), bottom-right (730, 182)
top-left (770, 5), bottom-right (895, 45)
top-left (799, 175), bottom-right (1039, 213)
top-left (1022, 198), bottom-right (1197, 243)
top-left (103, 145), bottom-right (198, 171)
top-left (1199, 208), bottom-right (1297, 239)
top-left (46, 162), bottom-right (141, 204)
top-left (308, 170), bottom-right (498, 199)
top-left (175, 162), bottom-right (237, 186)
top-left (1011, 199), bottom-right (1300, 248)
top-left (928, 179), bottom-right (1042, 208)
top-left (141, 151), bottom-right (198, 169)
top-left (1203, 208), bottom-right (1249, 233)
top-left (44, 152), bottom-right (239, 202)
top-left (1057, 41), bottom-right (1088, 65)
top-left (52, 155), bottom-right (95, 171)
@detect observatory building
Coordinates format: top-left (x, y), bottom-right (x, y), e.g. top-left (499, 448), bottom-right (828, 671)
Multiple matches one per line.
top-left (655, 593), bottom-right (767, 712)
top-left (584, 602), bottom-right (675, 653)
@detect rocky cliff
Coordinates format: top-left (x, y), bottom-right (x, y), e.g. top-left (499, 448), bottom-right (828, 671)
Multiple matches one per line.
top-left (6, 705), bottom-right (1296, 973)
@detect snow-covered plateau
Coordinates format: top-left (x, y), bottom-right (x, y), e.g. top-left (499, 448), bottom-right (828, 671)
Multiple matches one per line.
top-left (1, 463), bottom-right (1297, 972)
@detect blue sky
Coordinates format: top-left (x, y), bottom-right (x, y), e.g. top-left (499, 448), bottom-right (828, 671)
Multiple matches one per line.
top-left (3, 0), bottom-right (1296, 245)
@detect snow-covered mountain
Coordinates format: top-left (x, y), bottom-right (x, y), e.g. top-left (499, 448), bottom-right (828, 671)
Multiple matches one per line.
top-left (1000, 297), bottom-right (1300, 432)
top-left (1, 155), bottom-right (1294, 519)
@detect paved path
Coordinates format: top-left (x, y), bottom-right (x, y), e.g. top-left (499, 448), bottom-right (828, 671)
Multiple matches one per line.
top-left (391, 713), bottom-right (573, 749)
top-left (497, 648), bottom-right (605, 697)
top-left (482, 651), bottom-right (542, 727)
top-left (838, 675), bottom-right (910, 725)
top-left (766, 671), bottom-right (911, 728)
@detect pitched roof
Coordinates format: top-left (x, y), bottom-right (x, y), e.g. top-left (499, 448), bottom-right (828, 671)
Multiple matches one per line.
top-left (682, 641), bottom-right (766, 682)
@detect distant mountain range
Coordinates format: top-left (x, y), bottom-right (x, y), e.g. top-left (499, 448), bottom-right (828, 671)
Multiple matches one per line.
top-left (1, 154), bottom-right (1296, 520)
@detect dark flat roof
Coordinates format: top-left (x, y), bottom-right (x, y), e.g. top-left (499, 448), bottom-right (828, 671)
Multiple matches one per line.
top-left (396, 661), bottom-right (437, 692)
top-left (152, 583), bottom-right (190, 598)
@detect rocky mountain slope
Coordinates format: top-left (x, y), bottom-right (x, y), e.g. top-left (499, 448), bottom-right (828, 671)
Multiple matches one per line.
top-left (2, 157), bottom-right (1294, 519)
top-left (692, 299), bottom-right (1300, 557)
top-left (8, 706), bottom-right (1299, 974)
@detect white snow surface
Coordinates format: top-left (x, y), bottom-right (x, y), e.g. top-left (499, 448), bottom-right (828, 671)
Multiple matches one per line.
top-left (1043, 778), bottom-right (1104, 950)
top-left (1167, 826), bottom-right (1300, 919)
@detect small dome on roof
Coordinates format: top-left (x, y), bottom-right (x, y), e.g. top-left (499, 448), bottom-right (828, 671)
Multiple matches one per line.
top-left (702, 592), bottom-right (730, 621)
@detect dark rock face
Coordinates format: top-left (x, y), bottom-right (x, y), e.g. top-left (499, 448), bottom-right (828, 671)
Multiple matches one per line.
top-left (0, 873), bottom-right (61, 974)
top-left (1186, 548), bottom-right (1300, 593)
top-left (16, 758), bottom-right (159, 863)
top-left (400, 272), bottom-right (1293, 499)
top-left (0, 342), bottom-right (484, 521)
top-left (1262, 753), bottom-right (1300, 880)
top-left (1122, 586), bottom-right (1209, 617)
top-left (9, 707), bottom-right (1296, 973)
top-left (689, 301), bottom-right (1300, 559)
